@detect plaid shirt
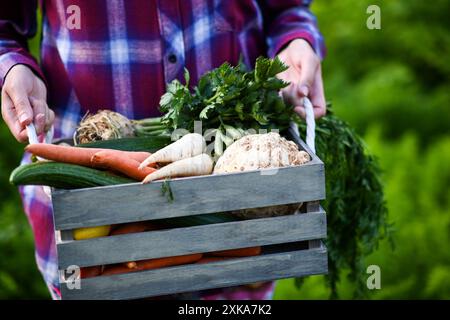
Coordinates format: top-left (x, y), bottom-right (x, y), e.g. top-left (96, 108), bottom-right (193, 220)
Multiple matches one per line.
top-left (0, 0), bottom-right (325, 300)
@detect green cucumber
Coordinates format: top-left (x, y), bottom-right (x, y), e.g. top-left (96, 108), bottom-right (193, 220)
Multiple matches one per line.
top-left (10, 162), bottom-right (134, 189)
top-left (77, 136), bottom-right (171, 152)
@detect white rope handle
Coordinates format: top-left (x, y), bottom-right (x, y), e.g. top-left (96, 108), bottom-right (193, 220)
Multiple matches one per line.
top-left (303, 97), bottom-right (316, 154)
top-left (288, 96), bottom-right (316, 154)
top-left (26, 123), bottom-right (39, 144)
top-left (26, 124), bottom-right (54, 145)
top-left (26, 124), bottom-right (54, 199)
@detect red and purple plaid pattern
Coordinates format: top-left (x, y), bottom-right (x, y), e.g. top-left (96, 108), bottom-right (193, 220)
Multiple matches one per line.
top-left (1, 0), bottom-right (325, 300)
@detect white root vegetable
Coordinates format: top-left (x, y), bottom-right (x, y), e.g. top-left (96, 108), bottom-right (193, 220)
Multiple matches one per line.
top-left (214, 132), bottom-right (310, 174)
top-left (142, 153), bottom-right (213, 183)
top-left (212, 132), bottom-right (310, 219)
top-left (139, 133), bottom-right (205, 169)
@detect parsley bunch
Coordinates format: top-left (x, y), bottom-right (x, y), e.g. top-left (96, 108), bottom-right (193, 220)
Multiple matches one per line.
top-left (159, 57), bottom-right (295, 155)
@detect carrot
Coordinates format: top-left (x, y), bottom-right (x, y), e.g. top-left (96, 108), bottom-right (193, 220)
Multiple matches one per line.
top-left (139, 133), bottom-right (205, 169)
top-left (207, 246), bottom-right (262, 257)
top-left (80, 266), bottom-right (103, 278)
top-left (26, 144), bottom-right (97, 167)
top-left (110, 222), bottom-right (162, 270)
top-left (101, 264), bottom-right (137, 276)
top-left (110, 221), bottom-right (159, 236)
top-left (124, 261), bottom-right (138, 269)
top-left (142, 153), bottom-right (213, 184)
top-left (91, 150), bottom-right (157, 180)
top-left (135, 253), bottom-right (203, 270)
top-left (121, 152), bottom-right (153, 163)
top-left (101, 253), bottom-right (203, 276)
top-left (25, 144), bottom-right (153, 166)
top-left (195, 257), bottom-right (232, 264)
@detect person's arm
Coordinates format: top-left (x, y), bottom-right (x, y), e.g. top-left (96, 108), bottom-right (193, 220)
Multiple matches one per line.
top-left (259, 0), bottom-right (326, 118)
top-left (0, 0), bottom-right (54, 142)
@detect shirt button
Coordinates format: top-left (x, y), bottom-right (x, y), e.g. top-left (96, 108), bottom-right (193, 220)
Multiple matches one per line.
top-left (168, 53), bottom-right (177, 64)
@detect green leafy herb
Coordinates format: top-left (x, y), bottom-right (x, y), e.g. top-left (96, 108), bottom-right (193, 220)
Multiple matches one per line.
top-left (159, 57), bottom-right (294, 155)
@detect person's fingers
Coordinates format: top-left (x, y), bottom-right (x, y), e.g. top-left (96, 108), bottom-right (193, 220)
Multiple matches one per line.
top-left (18, 128), bottom-right (29, 142)
top-left (45, 108), bottom-right (55, 132)
top-left (1, 91), bottom-right (28, 142)
top-left (293, 104), bottom-right (306, 119)
top-left (29, 97), bottom-right (48, 134)
top-left (309, 69), bottom-right (326, 119)
top-left (298, 54), bottom-right (320, 98)
top-left (6, 85), bottom-right (34, 126)
top-left (293, 68), bottom-right (326, 119)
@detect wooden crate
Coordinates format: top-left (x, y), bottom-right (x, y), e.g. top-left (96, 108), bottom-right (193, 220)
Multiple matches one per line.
top-left (52, 130), bottom-right (327, 299)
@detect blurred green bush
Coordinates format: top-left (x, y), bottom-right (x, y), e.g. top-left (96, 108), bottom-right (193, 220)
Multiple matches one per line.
top-left (0, 0), bottom-right (449, 299)
top-left (274, 0), bottom-right (450, 299)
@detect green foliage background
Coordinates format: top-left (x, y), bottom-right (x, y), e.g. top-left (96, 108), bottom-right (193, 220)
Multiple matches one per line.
top-left (0, 0), bottom-right (449, 299)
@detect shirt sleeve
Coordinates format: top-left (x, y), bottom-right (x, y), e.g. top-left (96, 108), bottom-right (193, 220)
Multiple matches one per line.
top-left (0, 0), bottom-right (45, 88)
top-left (258, 0), bottom-right (326, 60)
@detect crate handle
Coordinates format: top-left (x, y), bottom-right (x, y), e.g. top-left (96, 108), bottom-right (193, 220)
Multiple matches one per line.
top-left (303, 97), bottom-right (316, 154)
top-left (289, 96), bottom-right (316, 154)
top-left (26, 124), bottom-right (54, 199)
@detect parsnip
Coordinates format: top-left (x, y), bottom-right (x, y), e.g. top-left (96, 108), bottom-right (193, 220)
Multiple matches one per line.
top-left (142, 153), bottom-right (213, 184)
top-left (139, 133), bottom-right (205, 169)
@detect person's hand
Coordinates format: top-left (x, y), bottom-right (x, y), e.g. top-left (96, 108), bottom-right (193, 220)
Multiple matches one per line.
top-left (277, 38), bottom-right (326, 119)
top-left (1, 64), bottom-right (54, 142)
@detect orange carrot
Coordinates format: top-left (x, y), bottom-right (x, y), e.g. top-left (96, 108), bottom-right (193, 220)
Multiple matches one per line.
top-left (110, 221), bottom-right (159, 236)
top-left (101, 264), bottom-right (137, 276)
top-left (122, 152), bottom-right (153, 163)
top-left (208, 246), bottom-right (262, 257)
top-left (80, 266), bottom-right (103, 278)
top-left (195, 257), bottom-right (232, 264)
top-left (124, 261), bottom-right (138, 269)
top-left (101, 254), bottom-right (203, 276)
top-left (25, 143), bottom-right (154, 166)
top-left (26, 144), bottom-right (97, 167)
top-left (135, 253), bottom-right (203, 271)
top-left (91, 150), bottom-right (157, 180)
top-left (110, 222), bottom-right (162, 270)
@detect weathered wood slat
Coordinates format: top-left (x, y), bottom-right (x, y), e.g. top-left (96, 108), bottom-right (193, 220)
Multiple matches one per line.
top-left (52, 162), bottom-right (325, 230)
top-left (60, 246), bottom-right (328, 300)
top-left (307, 202), bottom-right (322, 249)
top-left (57, 211), bottom-right (326, 269)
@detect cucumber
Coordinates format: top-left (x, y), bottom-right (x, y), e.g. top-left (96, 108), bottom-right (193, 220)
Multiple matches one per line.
top-left (10, 162), bottom-right (134, 189)
top-left (77, 136), bottom-right (171, 152)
